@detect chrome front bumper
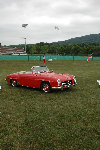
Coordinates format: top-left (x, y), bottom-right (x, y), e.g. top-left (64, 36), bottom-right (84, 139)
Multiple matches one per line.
top-left (52, 82), bottom-right (77, 90)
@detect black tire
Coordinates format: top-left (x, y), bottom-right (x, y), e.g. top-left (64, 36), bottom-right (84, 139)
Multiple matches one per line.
top-left (11, 80), bottom-right (17, 87)
top-left (41, 82), bottom-right (51, 93)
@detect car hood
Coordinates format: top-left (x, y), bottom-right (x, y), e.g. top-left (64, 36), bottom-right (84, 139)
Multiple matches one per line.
top-left (38, 72), bottom-right (74, 81)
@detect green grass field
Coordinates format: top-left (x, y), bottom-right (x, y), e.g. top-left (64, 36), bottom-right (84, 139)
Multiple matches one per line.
top-left (0, 60), bottom-right (100, 150)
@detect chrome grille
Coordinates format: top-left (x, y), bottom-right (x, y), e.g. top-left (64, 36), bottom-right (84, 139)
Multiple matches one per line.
top-left (62, 80), bottom-right (72, 85)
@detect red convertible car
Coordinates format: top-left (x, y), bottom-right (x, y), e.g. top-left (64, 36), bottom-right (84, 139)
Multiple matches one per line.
top-left (5, 66), bottom-right (77, 93)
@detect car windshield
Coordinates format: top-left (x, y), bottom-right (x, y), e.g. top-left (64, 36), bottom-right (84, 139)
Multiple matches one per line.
top-left (31, 66), bottom-right (50, 73)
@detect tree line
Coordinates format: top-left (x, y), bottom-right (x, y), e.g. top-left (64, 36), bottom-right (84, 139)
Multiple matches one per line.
top-left (25, 42), bottom-right (100, 56)
top-left (4, 33), bottom-right (100, 56)
top-left (8, 42), bottom-right (100, 56)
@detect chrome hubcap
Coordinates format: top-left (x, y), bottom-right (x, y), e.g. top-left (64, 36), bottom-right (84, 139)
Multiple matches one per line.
top-left (43, 84), bottom-right (49, 92)
top-left (12, 80), bottom-right (16, 87)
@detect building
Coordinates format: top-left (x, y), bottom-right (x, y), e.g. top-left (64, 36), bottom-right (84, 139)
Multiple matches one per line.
top-left (0, 43), bottom-right (26, 55)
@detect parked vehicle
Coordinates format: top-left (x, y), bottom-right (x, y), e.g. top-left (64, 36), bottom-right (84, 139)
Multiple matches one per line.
top-left (5, 66), bottom-right (77, 93)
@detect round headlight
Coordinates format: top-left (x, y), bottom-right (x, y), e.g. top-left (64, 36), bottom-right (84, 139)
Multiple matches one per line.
top-left (57, 79), bottom-right (61, 85)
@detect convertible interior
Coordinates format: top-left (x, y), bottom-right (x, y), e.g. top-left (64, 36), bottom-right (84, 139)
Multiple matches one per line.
top-left (18, 66), bottom-right (50, 74)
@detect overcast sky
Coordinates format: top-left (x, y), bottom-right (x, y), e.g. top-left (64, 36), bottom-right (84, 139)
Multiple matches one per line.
top-left (0, 0), bottom-right (100, 46)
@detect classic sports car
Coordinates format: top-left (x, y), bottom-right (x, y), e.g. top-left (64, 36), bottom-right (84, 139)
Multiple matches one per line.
top-left (5, 66), bottom-right (77, 93)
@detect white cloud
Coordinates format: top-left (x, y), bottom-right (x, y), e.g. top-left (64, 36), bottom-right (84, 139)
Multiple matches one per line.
top-left (0, 0), bottom-right (100, 45)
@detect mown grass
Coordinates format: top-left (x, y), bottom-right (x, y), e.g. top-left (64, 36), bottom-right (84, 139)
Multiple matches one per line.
top-left (0, 60), bottom-right (100, 150)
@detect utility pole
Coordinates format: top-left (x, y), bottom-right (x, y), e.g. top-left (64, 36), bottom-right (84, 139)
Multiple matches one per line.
top-left (22, 24), bottom-right (28, 53)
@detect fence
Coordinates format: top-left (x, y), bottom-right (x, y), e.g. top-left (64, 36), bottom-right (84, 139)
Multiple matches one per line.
top-left (0, 55), bottom-right (100, 60)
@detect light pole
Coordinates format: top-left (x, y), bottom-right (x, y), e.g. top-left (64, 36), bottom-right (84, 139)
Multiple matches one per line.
top-left (20, 37), bottom-right (26, 53)
top-left (55, 26), bottom-right (59, 55)
top-left (24, 38), bottom-right (26, 53)
top-left (22, 24), bottom-right (28, 53)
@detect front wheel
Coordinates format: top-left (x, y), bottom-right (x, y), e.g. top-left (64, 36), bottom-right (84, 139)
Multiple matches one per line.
top-left (11, 80), bottom-right (17, 87)
top-left (41, 82), bottom-right (51, 93)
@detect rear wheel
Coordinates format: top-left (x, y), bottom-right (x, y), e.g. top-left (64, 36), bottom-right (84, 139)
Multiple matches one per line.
top-left (11, 80), bottom-right (17, 87)
top-left (41, 82), bottom-right (51, 93)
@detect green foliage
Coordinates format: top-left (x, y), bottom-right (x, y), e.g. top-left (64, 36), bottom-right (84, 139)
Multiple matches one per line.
top-left (6, 33), bottom-right (100, 56)
top-left (25, 42), bottom-right (100, 56)
top-left (29, 45), bottom-right (37, 54)
top-left (59, 33), bottom-right (100, 45)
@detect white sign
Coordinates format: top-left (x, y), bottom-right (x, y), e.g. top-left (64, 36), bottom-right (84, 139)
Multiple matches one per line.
top-left (0, 86), bottom-right (1, 89)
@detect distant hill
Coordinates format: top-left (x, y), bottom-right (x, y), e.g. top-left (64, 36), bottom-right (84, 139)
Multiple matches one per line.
top-left (57, 33), bottom-right (100, 45)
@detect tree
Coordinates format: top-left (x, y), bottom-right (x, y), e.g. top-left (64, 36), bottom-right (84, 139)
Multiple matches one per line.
top-left (26, 45), bottom-right (31, 53)
top-left (29, 45), bottom-right (36, 54)
top-left (40, 45), bottom-right (49, 54)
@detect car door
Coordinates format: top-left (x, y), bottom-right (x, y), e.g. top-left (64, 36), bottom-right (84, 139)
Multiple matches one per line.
top-left (19, 74), bottom-right (36, 87)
